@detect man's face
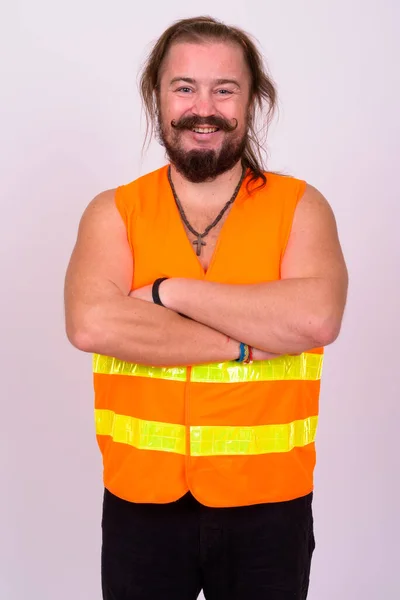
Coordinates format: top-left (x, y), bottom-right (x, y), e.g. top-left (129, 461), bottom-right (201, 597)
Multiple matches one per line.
top-left (157, 41), bottom-right (251, 182)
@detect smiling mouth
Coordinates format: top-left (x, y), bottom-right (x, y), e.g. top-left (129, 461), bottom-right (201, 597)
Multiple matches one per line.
top-left (191, 127), bottom-right (220, 134)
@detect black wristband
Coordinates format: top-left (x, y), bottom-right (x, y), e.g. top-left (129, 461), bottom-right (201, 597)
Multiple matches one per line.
top-left (152, 277), bottom-right (168, 307)
top-left (152, 277), bottom-right (189, 319)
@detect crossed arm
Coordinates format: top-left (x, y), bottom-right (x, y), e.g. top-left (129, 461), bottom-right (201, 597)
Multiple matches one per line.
top-left (64, 185), bottom-right (348, 365)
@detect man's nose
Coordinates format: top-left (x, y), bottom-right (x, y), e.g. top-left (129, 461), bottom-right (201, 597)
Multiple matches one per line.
top-left (193, 90), bottom-right (216, 118)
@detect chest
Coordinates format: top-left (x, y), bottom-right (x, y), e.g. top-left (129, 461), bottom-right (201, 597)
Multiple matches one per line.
top-left (178, 205), bottom-right (233, 272)
top-left (131, 189), bottom-right (285, 286)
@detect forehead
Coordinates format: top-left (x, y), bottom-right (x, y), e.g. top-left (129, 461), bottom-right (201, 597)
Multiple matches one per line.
top-left (161, 41), bottom-right (249, 83)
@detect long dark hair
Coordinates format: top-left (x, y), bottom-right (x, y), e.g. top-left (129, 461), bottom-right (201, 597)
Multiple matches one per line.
top-left (139, 16), bottom-right (277, 191)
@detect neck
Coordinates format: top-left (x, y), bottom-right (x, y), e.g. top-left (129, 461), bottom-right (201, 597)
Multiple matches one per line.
top-left (169, 161), bottom-right (245, 208)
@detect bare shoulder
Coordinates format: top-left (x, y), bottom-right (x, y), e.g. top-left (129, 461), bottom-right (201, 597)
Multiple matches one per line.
top-left (68, 186), bottom-right (130, 274)
top-left (282, 182), bottom-right (348, 282)
top-left (74, 187), bottom-right (127, 240)
top-left (286, 182), bottom-right (341, 245)
top-left (296, 183), bottom-right (337, 223)
top-left (80, 188), bottom-right (118, 221)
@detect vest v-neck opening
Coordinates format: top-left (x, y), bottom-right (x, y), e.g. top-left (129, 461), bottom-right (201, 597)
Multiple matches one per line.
top-left (164, 165), bottom-right (250, 279)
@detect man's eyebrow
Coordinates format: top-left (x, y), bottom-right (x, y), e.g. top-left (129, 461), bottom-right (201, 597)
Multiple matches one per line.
top-left (214, 78), bottom-right (241, 87)
top-left (169, 77), bottom-right (241, 87)
top-left (170, 77), bottom-right (195, 85)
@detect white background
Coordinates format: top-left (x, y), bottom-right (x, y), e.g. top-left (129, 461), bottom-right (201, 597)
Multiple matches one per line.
top-left (1, 1), bottom-right (399, 598)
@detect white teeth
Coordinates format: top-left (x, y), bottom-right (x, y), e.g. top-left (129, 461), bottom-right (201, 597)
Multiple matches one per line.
top-left (192, 127), bottom-right (219, 134)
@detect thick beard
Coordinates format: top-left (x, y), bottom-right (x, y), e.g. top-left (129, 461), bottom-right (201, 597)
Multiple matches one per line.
top-left (158, 121), bottom-right (247, 183)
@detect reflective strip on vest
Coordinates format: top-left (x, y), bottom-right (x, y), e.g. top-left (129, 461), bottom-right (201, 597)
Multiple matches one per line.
top-left (95, 409), bottom-right (186, 455)
top-left (93, 353), bottom-right (323, 383)
top-left (95, 409), bottom-right (318, 456)
top-left (190, 416), bottom-right (318, 456)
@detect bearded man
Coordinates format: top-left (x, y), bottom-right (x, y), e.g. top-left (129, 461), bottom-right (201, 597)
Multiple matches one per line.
top-left (64, 15), bottom-right (348, 600)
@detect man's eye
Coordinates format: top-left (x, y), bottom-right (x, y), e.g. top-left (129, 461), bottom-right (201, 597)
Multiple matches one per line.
top-left (176, 87), bottom-right (193, 93)
top-left (216, 89), bottom-right (233, 95)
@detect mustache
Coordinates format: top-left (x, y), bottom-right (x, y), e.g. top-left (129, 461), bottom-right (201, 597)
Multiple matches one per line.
top-left (171, 115), bottom-right (238, 132)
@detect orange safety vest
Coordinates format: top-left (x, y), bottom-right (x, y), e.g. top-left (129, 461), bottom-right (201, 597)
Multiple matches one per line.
top-left (93, 166), bottom-right (323, 507)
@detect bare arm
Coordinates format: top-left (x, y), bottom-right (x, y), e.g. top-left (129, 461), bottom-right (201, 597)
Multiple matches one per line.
top-left (64, 191), bottom-right (274, 365)
top-left (159, 185), bottom-right (349, 355)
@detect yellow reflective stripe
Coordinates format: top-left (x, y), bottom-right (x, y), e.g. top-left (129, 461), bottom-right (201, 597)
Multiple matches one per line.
top-left (95, 410), bottom-right (317, 456)
top-left (93, 354), bottom-right (187, 381)
top-left (93, 353), bottom-right (323, 382)
top-left (190, 416), bottom-right (318, 456)
top-left (95, 409), bottom-right (186, 455)
top-left (191, 354), bottom-right (323, 383)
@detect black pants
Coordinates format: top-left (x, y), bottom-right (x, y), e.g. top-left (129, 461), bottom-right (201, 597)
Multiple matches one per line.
top-left (101, 489), bottom-right (315, 600)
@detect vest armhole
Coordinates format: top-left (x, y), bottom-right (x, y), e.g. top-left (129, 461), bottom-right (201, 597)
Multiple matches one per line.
top-left (280, 178), bottom-right (307, 264)
top-left (114, 185), bottom-right (128, 228)
top-left (114, 183), bottom-right (137, 258)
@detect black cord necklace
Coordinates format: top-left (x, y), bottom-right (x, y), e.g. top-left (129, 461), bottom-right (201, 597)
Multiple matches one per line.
top-left (167, 165), bottom-right (246, 256)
